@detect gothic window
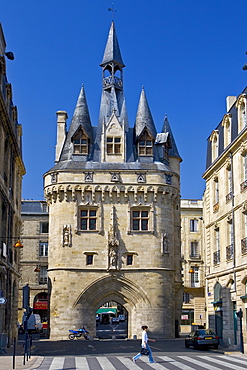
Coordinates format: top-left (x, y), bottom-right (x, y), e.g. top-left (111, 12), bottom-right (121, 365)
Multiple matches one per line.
top-left (79, 209), bottom-right (97, 231)
top-left (39, 242), bottom-right (48, 257)
top-left (131, 208), bottom-right (149, 231)
top-left (138, 131), bottom-right (153, 156)
top-left (107, 137), bottom-right (121, 154)
top-left (73, 129), bottom-right (89, 155)
top-left (190, 219), bottom-right (198, 232)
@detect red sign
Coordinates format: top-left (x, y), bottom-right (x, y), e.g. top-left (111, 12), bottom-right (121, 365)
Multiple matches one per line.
top-left (34, 301), bottom-right (48, 310)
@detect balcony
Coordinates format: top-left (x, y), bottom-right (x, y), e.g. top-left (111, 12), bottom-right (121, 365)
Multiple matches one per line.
top-left (241, 237), bottom-right (247, 255)
top-left (226, 244), bottom-right (233, 261)
top-left (213, 203), bottom-right (219, 213)
top-left (240, 180), bottom-right (247, 192)
top-left (226, 192), bottom-right (233, 203)
top-left (213, 250), bottom-right (220, 265)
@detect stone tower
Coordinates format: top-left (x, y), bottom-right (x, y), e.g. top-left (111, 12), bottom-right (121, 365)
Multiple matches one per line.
top-left (44, 22), bottom-right (183, 340)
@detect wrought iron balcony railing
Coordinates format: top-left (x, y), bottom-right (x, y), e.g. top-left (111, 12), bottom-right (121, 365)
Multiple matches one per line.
top-left (226, 244), bottom-right (233, 261)
top-left (213, 250), bottom-right (220, 265)
top-left (240, 180), bottom-right (247, 192)
top-left (189, 253), bottom-right (201, 259)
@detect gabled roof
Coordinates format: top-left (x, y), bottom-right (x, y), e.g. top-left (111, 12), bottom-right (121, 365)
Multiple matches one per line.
top-left (100, 22), bottom-right (125, 67)
top-left (134, 87), bottom-right (157, 140)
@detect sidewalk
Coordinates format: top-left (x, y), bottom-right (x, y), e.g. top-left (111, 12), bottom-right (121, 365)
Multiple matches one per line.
top-left (0, 342), bottom-right (43, 370)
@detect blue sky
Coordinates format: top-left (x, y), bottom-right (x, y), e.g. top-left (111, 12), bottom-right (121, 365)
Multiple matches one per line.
top-left (2, 0), bottom-right (247, 200)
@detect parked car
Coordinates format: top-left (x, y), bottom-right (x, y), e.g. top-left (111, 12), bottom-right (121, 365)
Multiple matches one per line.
top-left (118, 314), bottom-right (125, 322)
top-left (111, 317), bottom-right (119, 324)
top-left (185, 329), bottom-right (219, 349)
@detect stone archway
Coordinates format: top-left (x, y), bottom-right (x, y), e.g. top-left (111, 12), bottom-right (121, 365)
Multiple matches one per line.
top-left (73, 274), bottom-right (151, 339)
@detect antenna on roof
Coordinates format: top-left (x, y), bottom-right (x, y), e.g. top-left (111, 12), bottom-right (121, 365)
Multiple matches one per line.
top-left (108, 3), bottom-right (116, 21)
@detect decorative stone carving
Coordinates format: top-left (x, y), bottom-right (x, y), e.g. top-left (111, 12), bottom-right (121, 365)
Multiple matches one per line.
top-left (84, 172), bottom-right (94, 182)
top-left (161, 233), bottom-right (169, 253)
top-left (108, 206), bottom-right (119, 269)
top-left (51, 172), bottom-right (58, 183)
top-left (136, 173), bottom-right (146, 183)
top-left (63, 224), bottom-right (71, 247)
top-left (110, 172), bottom-right (121, 182)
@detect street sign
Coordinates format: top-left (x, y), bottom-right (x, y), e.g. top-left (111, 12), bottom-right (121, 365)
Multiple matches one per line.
top-left (0, 297), bottom-right (7, 304)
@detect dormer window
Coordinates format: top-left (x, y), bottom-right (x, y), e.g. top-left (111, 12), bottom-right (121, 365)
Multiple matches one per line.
top-left (138, 131), bottom-right (153, 156)
top-left (73, 129), bottom-right (89, 155)
top-left (107, 137), bottom-right (121, 154)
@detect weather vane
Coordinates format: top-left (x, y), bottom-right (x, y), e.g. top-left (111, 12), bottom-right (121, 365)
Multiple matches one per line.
top-left (108, 3), bottom-right (116, 21)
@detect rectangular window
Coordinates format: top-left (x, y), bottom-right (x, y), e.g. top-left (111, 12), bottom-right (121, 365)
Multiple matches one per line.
top-left (107, 137), bottom-right (121, 154)
top-left (190, 267), bottom-right (199, 287)
top-left (40, 222), bottom-right (49, 233)
top-left (190, 219), bottom-right (198, 232)
top-left (39, 242), bottom-right (48, 257)
top-left (39, 266), bottom-right (48, 284)
top-left (86, 254), bottom-right (93, 265)
top-left (132, 209), bottom-right (149, 231)
top-left (80, 209), bottom-right (97, 230)
top-left (190, 242), bottom-right (199, 258)
top-left (126, 254), bottom-right (133, 265)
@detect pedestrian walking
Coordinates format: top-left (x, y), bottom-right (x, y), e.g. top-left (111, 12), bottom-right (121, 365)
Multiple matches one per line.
top-left (132, 325), bottom-right (156, 363)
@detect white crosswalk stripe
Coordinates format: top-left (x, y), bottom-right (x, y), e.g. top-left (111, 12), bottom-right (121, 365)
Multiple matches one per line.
top-left (159, 355), bottom-right (197, 369)
top-left (96, 356), bottom-right (116, 370)
top-left (49, 357), bottom-right (65, 370)
top-left (75, 357), bottom-right (90, 370)
top-left (178, 355), bottom-right (221, 369)
top-left (198, 355), bottom-right (247, 370)
top-left (37, 354), bottom-right (247, 369)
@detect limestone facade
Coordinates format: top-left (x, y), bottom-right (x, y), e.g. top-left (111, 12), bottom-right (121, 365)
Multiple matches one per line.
top-left (18, 201), bottom-right (48, 324)
top-left (203, 88), bottom-right (247, 347)
top-left (43, 22), bottom-right (183, 340)
top-left (180, 199), bottom-right (205, 333)
top-left (0, 23), bottom-right (25, 345)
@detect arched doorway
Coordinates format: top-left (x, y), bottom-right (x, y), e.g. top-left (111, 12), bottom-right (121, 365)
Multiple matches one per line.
top-left (96, 301), bottom-right (128, 339)
top-left (73, 274), bottom-right (151, 339)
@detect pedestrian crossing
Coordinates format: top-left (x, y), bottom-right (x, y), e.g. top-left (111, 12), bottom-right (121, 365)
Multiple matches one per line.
top-left (36, 354), bottom-right (247, 370)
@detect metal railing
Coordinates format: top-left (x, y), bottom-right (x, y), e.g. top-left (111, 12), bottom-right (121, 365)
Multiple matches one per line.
top-left (241, 237), bottom-right (247, 255)
top-left (213, 250), bottom-right (220, 265)
top-left (226, 244), bottom-right (233, 260)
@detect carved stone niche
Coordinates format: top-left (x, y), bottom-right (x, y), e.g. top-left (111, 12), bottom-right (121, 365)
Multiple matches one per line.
top-left (63, 224), bottom-right (72, 247)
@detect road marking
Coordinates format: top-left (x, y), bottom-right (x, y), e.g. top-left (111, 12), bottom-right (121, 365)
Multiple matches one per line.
top-left (49, 357), bottom-right (65, 370)
top-left (178, 356), bottom-right (220, 369)
top-left (198, 355), bottom-right (247, 370)
top-left (96, 356), bottom-right (116, 370)
top-left (159, 356), bottom-right (196, 369)
top-left (117, 356), bottom-right (141, 369)
top-left (75, 357), bottom-right (90, 370)
top-left (226, 356), bottom-right (247, 366)
top-left (140, 357), bottom-right (170, 369)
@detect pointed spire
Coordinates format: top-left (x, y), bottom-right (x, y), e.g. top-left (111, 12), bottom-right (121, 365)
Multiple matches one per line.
top-left (162, 115), bottom-right (181, 160)
top-left (59, 85), bottom-right (93, 161)
top-left (100, 22), bottom-right (125, 67)
top-left (134, 87), bottom-right (157, 139)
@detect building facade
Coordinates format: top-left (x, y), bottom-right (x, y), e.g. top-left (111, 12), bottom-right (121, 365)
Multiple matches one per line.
top-left (203, 90), bottom-right (247, 347)
top-left (180, 199), bottom-right (205, 333)
top-left (0, 23), bottom-right (25, 346)
top-left (43, 22), bottom-right (183, 340)
top-left (18, 201), bottom-right (48, 326)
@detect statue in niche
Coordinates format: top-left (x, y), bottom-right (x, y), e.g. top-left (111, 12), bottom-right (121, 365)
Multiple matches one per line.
top-left (162, 233), bottom-right (169, 253)
top-left (108, 207), bottom-right (119, 269)
top-left (63, 224), bottom-right (71, 247)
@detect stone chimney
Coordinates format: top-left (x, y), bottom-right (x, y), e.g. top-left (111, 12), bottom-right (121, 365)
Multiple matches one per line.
top-left (55, 111), bottom-right (67, 162)
top-left (226, 96), bottom-right (236, 112)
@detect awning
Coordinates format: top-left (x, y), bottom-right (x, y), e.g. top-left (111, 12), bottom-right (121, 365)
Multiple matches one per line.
top-left (96, 308), bottom-right (117, 314)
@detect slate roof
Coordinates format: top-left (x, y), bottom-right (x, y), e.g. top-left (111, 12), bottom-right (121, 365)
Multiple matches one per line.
top-left (100, 22), bottom-right (125, 67)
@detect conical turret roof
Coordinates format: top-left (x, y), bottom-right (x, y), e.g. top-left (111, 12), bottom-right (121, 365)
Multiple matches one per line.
top-left (134, 87), bottom-right (157, 140)
top-left (100, 22), bottom-right (125, 67)
top-left (60, 85), bottom-right (93, 160)
top-left (162, 115), bottom-right (181, 160)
